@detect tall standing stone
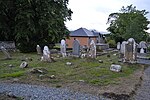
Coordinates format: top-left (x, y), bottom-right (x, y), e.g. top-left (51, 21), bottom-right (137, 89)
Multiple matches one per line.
top-left (124, 38), bottom-right (137, 63)
top-left (72, 38), bottom-right (80, 57)
top-left (60, 39), bottom-right (67, 57)
top-left (120, 41), bottom-right (128, 59)
top-left (36, 45), bottom-right (42, 55)
top-left (1, 46), bottom-right (11, 59)
top-left (89, 40), bottom-right (96, 58)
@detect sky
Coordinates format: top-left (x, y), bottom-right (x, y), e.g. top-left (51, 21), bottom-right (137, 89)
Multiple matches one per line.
top-left (65, 0), bottom-right (150, 33)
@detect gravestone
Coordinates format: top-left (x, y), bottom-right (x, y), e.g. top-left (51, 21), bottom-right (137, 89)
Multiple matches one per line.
top-left (42, 46), bottom-right (51, 62)
top-left (36, 45), bottom-right (42, 55)
top-left (1, 46), bottom-right (11, 59)
top-left (124, 38), bottom-right (137, 63)
top-left (88, 40), bottom-right (96, 58)
top-left (138, 41), bottom-right (147, 53)
top-left (72, 39), bottom-right (80, 57)
top-left (117, 42), bottom-right (121, 50)
top-left (60, 39), bottom-right (67, 57)
top-left (120, 41), bottom-right (128, 59)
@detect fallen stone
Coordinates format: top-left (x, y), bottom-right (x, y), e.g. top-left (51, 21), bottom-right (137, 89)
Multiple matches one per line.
top-left (98, 60), bottom-right (103, 63)
top-left (66, 62), bottom-right (72, 65)
top-left (110, 64), bottom-right (122, 72)
top-left (30, 68), bottom-right (48, 74)
top-left (20, 61), bottom-right (28, 68)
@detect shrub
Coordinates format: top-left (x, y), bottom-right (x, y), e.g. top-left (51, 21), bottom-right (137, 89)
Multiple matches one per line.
top-left (107, 39), bottom-right (116, 48)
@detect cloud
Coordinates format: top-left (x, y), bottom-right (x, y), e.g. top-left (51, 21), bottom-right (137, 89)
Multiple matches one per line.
top-left (66, 0), bottom-right (150, 32)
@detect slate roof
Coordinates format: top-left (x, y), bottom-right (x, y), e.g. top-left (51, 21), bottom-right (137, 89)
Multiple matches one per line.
top-left (70, 28), bottom-right (96, 37)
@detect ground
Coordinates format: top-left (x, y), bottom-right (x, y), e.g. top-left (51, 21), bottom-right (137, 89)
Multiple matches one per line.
top-left (0, 50), bottom-right (146, 99)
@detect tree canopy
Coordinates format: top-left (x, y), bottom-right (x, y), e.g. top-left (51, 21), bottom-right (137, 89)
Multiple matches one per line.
top-left (0, 0), bottom-right (72, 52)
top-left (107, 5), bottom-right (149, 43)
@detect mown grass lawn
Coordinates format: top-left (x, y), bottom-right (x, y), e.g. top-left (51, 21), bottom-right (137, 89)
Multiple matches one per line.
top-left (0, 51), bottom-right (142, 86)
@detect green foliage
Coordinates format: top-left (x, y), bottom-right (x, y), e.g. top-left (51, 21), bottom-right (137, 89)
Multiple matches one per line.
top-left (107, 5), bottom-right (149, 43)
top-left (0, 0), bottom-right (72, 52)
top-left (1, 71), bottom-right (25, 78)
top-left (107, 39), bottom-right (116, 48)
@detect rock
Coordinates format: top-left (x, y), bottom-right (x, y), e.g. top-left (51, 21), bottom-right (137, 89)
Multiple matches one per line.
top-left (113, 53), bottom-right (117, 56)
top-left (118, 59), bottom-right (122, 62)
top-left (20, 61), bottom-right (28, 68)
top-left (66, 62), bottom-right (72, 65)
top-left (50, 75), bottom-right (55, 79)
top-left (30, 68), bottom-right (48, 74)
top-left (8, 64), bottom-right (14, 67)
top-left (79, 80), bottom-right (85, 82)
top-left (98, 60), bottom-right (103, 63)
top-left (39, 74), bottom-right (45, 79)
top-left (13, 78), bottom-right (19, 82)
top-left (110, 64), bottom-right (122, 72)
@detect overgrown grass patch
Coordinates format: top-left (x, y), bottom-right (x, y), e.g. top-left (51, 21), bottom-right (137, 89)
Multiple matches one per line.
top-left (0, 51), bottom-right (143, 86)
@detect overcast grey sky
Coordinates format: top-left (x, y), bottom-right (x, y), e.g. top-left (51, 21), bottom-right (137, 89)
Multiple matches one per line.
top-left (65, 0), bottom-right (150, 32)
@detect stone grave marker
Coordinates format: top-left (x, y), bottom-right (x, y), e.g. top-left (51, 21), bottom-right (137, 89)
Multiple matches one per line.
top-left (138, 41), bottom-right (147, 53)
top-left (72, 38), bottom-right (80, 57)
top-left (1, 46), bottom-right (11, 59)
top-left (120, 41), bottom-right (128, 59)
top-left (117, 42), bottom-right (121, 50)
top-left (110, 64), bottom-right (122, 72)
top-left (88, 40), bottom-right (96, 58)
top-left (60, 39), bottom-right (67, 57)
top-left (36, 45), bottom-right (42, 55)
top-left (124, 38), bottom-right (137, 63)
top-left (42, 46), bottom-right (51, 62)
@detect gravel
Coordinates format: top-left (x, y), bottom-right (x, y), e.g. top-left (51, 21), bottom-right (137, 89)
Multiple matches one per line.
top-left (0, 83), bottom-right (108, 100)
top-left (133, 66), bottom-right (150, 100)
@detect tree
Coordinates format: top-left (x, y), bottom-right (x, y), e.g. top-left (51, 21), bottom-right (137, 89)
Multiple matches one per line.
top-left (0, 0), bottom-right (72, 52)
top-left (107, 5), bottom-right (149, 43)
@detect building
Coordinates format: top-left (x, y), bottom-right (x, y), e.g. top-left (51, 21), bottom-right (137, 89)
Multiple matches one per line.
top-left (66, 28), bottom-right (97, 48)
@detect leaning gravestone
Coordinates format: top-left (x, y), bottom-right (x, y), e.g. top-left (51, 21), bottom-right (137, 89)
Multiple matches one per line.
top-left (72, 39), bottom-right (80, 57)
top-left (42, 46), bottom-right (51, 62)
top-left (20, 61), bottom-right (28, 68)
top-left (88, 40), bottom-right (96, 58)
top-left (1, 46), bottom-right (11, 59)
top-left (60, 39), bottom-right (67, 57)
top-left (124, 38), bottom-right (137, 63)
top-left (36, 45), bottom-right (42, 55)
top-left (110, 64), bottom-right (122, 72)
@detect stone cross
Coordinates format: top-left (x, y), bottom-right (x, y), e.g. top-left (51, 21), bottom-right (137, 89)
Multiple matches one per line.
top-left (60, 39), bottom-right (67, 57)
top-left (72, 38), bottom-right (80, 57)
top-left (88, 40), bottom-right (96, 58)
top-left (1, 46), bottom-right (11, 59)
top-left (36, 45), bottom-right (42, 55)
top-left (42, 46), bottom-right (51, 62)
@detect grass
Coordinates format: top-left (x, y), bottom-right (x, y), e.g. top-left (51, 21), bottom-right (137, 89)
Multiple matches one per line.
top-left (0, 51), bottom-right (142, 86)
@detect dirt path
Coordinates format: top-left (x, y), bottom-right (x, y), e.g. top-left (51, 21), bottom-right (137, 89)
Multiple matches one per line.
top-left (133, 66), bottom-right (150, 100)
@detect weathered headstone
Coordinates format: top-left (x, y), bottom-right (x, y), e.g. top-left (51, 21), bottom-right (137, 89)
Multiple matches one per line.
top-left (124, 38), bottom-right (137, 63)
top-left (36, 45), bottom-right (42, 55)
top-left (1, 46), bottom-right (11, 59)
top-left (117, 42), bottom-right (121, 50)
top-left (88, 40), bottom-right (96, 58)
top-left (72, 38), bottom-right (80, 57)
top-left (42, 46), bottom-right (51, 62)
top-left (138, 41), bottom-right (147, 53)
top-left (119, 41), bottom-right (128, 59)
top-left (60, 39), bottom-right (67, 57)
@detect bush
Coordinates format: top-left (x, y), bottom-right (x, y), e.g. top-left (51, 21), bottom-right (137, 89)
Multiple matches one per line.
top-left (107, 40), bottom-right (116, 48)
